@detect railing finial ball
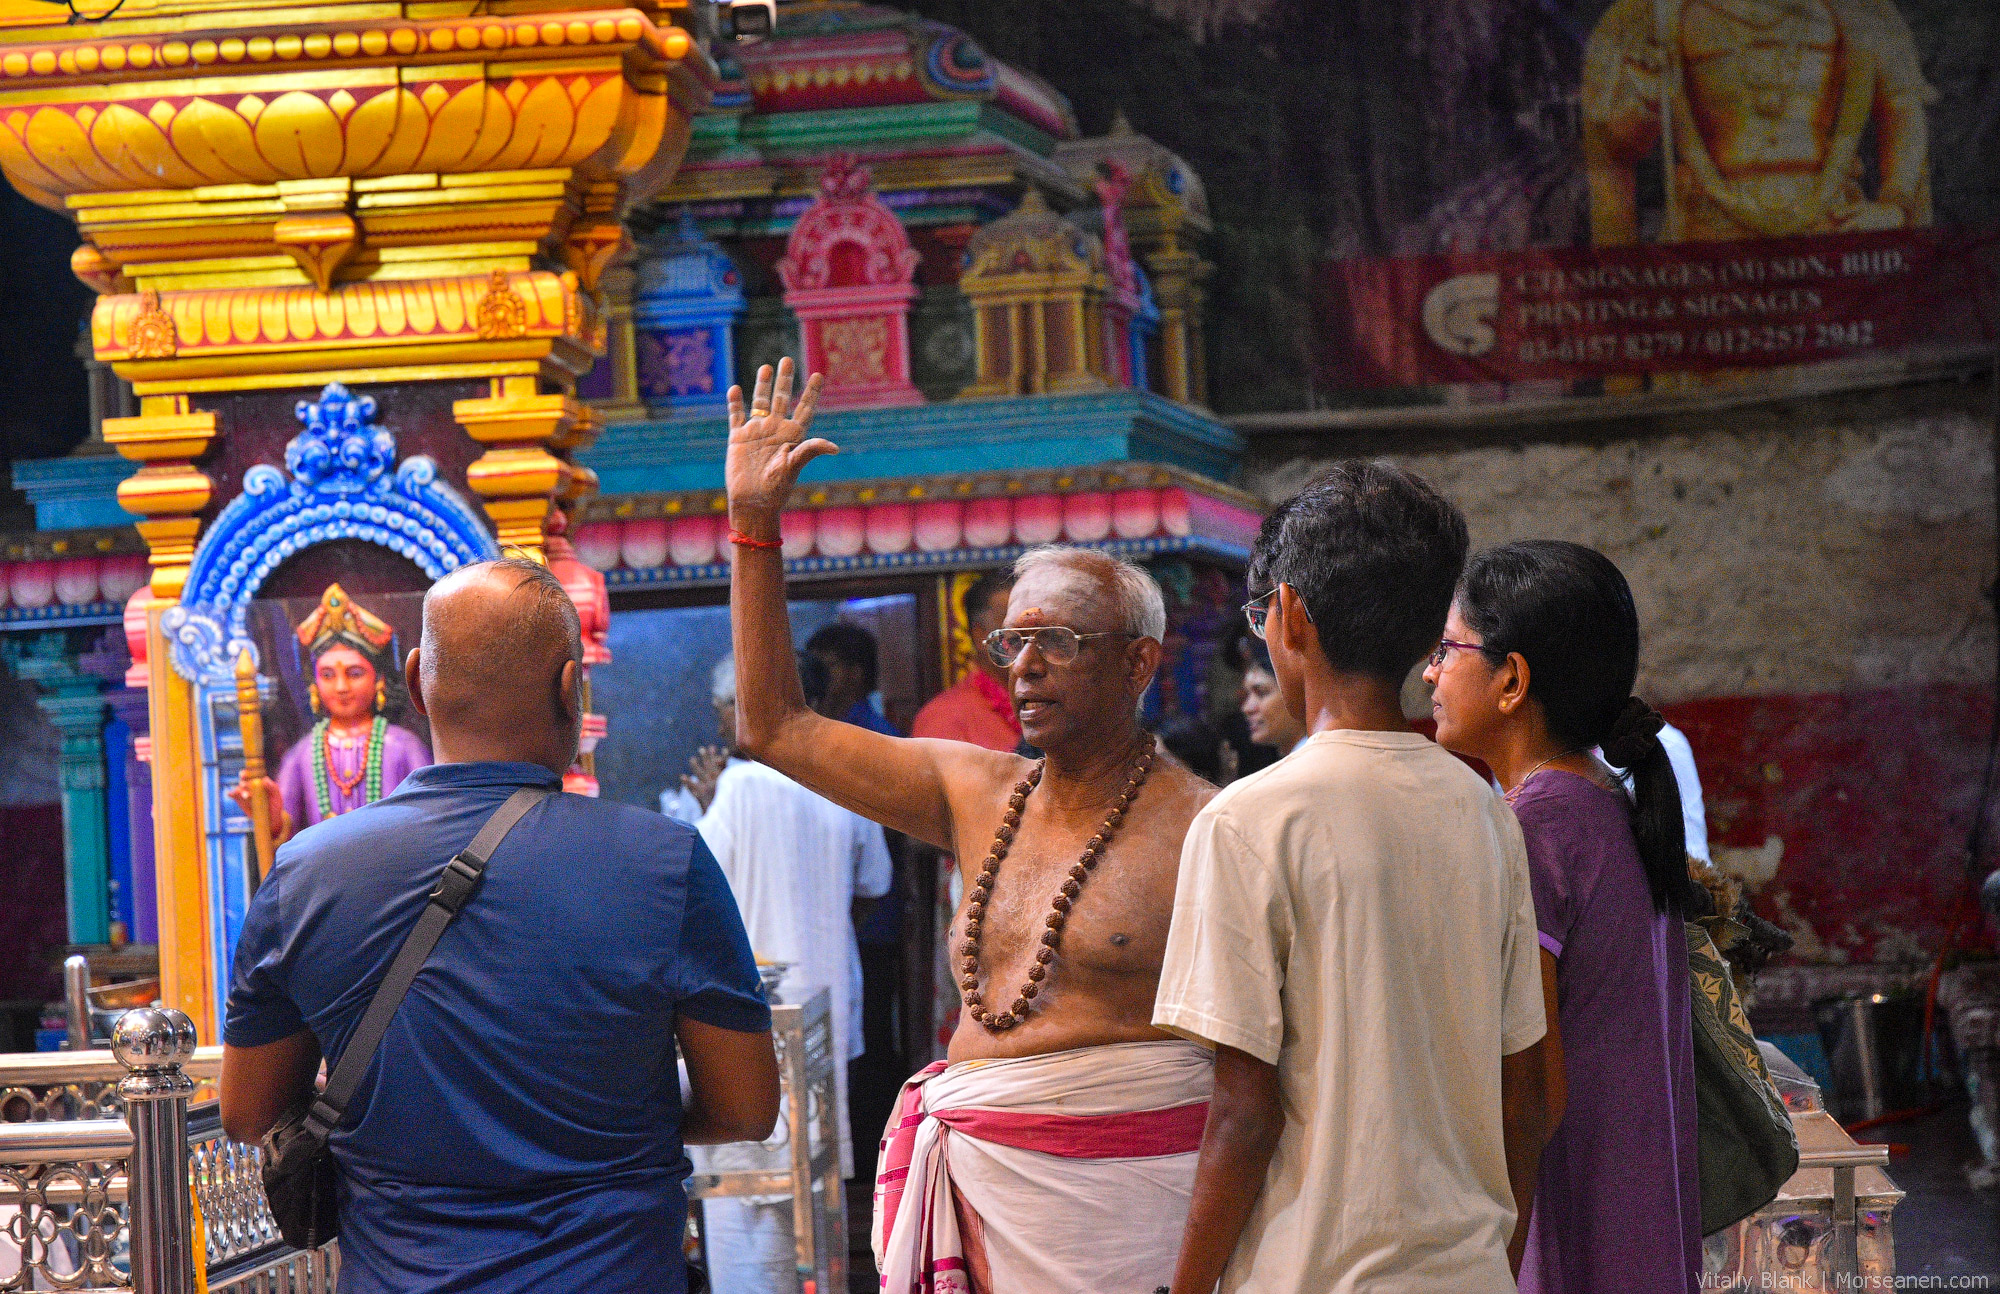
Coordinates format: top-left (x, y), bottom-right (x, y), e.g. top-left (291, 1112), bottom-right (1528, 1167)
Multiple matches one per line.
top-left (111, 1006), bottom-right (198, 1072)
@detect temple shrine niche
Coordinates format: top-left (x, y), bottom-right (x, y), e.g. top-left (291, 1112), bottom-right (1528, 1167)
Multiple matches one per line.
top-left (958, 189), bottom-right (1112, 399)
top-left (634, 209), bottom-right (749, 419)
top-left (776, 156), bottom-right (924, 409)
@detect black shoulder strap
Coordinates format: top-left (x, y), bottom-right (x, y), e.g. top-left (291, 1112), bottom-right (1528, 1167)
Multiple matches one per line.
top-left (300, 785), bottom-right (550, 1140)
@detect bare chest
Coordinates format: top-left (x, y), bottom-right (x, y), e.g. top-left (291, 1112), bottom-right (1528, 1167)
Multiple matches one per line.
top-left (954, 803), bottom-right (1181, 984)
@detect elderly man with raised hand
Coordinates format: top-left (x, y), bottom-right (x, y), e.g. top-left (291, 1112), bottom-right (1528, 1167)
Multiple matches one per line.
top-left (725, 359), bottom-right (1217, 1294)
top-left (219, 557), bottom-right (779, 1294)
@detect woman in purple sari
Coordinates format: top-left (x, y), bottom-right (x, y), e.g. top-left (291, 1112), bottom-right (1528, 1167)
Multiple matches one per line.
top-left (232, 583), bottom-right (430, 844)
top-left (1424, 540), bottom-right (1701, 1294)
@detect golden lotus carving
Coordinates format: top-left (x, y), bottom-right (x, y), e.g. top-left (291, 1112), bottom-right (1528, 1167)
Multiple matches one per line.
top-left (0, 7), bottom-right (706, 311)
top-left (2, 70), bottom-right (632, 198)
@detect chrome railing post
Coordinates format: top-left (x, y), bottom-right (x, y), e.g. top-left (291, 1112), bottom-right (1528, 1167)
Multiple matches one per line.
top-left (63, 953), bottom-right (92, 1050)
top-left (114, 1006), bottom-right (200, 1294)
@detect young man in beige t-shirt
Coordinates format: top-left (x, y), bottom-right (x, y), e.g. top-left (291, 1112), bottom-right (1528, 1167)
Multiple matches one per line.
top-left (1154, 462), bottom-right (1565, 1292)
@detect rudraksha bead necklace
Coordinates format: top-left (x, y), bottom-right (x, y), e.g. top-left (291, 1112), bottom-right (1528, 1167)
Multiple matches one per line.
top-left (959, 740), bottom-right (1157, 1031)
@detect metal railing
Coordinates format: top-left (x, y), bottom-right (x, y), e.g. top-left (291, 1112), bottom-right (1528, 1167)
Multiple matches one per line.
top-left (0, 1009), bottom-right (335, 1294)
top-left (686, 989), bottom-right (845, 1294)
top-left (9, 998), bottom-right (838, 1293)
top-left (0, 1051), bottom-right (220, 1126)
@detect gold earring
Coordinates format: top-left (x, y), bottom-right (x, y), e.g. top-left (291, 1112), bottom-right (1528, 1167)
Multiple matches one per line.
top-left (309, 684), bottom-right (323, 715)
top-left (376, 680), bottom-right (387, 712)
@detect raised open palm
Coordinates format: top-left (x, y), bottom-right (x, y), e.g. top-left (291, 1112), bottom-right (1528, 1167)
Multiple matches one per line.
top-left (725, 358), bottom-right (836, 519)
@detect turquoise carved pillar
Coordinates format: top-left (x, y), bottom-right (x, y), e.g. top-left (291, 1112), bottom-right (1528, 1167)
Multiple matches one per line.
top-left (10, 632), bottom-right (113, 946)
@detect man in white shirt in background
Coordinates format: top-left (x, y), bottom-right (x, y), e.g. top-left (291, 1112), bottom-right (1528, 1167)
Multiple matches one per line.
top-left (665, 652), bottom-right (892, 1293)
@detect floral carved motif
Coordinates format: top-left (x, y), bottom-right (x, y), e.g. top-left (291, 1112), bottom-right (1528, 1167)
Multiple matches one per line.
top-left (475, 269), bottom-right (528, 340)
top-left (820, 317), bottom-right (890, 385)
top-left (130, 289), bottom-right (178, 359)
top-left (93, 273), bottom-right (577, 361)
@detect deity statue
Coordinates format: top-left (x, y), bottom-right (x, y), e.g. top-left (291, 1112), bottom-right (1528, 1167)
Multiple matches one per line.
top-left (1582, 0), bottom-right (1934, 245)
top-left (231, 583), bottom-right (431, 845)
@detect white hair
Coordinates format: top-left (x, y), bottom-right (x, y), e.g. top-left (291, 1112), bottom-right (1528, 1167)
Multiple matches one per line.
top-left (710, 654), bottom-right (736, 704)
top-left (1012, 546), bottom-right (1167, 642)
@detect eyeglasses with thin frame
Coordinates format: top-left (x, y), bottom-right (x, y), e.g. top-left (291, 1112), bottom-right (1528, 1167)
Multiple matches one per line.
top-left (984, 626), bottom-right (1135, 668)
top-left (1242, 589), bottom-right (1276, 640)
top-left (1242, 587), bottom-right (1314, 640)
top-left (1429, 637), bottom-right (1485, 669)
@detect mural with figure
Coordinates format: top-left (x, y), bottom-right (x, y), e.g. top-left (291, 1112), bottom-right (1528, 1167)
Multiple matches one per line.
top-left (1583, 0), bottom-right (1932, 246)
top-left (228, 584), bottom-right (431, 845)
top-left (1314, 0), bottom-right (1990, 394)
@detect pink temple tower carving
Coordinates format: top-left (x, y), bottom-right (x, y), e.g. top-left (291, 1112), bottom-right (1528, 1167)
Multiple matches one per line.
top-left (776, 154), bottom-right (925, 409)
top-left (1094, 161), bottom-right (1146, 390)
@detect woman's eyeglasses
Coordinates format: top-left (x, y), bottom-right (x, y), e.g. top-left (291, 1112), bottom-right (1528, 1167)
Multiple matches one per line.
top-left (1429, 638), bottom-right (1484, 668)
top-left (985, 627), bottom-right (1135, 668)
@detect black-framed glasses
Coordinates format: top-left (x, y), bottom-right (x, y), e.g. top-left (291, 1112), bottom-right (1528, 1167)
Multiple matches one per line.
top-left (985, 626), bottom-right (1135, 668)
top-left (1429, 637), bottom-right (1484, 668)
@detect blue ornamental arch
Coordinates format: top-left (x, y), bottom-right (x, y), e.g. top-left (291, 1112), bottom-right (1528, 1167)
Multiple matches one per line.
top-left (162, 382), bottom-right (500, 1031)
top-left (182, 383), bottom-right (498, 629)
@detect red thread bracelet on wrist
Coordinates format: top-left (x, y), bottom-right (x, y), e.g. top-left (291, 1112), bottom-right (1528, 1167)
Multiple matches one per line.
top-left (727, 529), bottom-right (784, 550)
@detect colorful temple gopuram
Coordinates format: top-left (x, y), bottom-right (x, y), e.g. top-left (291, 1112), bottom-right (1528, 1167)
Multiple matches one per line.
top-left (0, 0), bottom-right (1256, 1052)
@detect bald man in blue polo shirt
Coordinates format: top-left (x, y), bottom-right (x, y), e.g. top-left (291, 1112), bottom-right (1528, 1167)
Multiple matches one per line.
top-left (220, 558), bottom-right (779, 1294)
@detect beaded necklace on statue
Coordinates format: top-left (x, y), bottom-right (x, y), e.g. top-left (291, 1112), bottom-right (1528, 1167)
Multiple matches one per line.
top-left (310, 715), bottom-right (387, 820)
top-left (959, 740), bottom-right (1156, 1031)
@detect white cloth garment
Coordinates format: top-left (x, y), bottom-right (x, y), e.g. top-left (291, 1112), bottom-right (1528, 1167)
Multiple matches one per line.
top-left (683, 758), bottom-right (892, 1294)
top-left (873, 1039), bottom-right (1213, 1294)
top-left (1155, 731), bottom-right (1547, 1293)
top-left (1598, 719), bottom-right (1712, 863)
top-left (695, 758), bottom-right (892, 1081)
top-left (699, 1197), bottom-right (800, 1294)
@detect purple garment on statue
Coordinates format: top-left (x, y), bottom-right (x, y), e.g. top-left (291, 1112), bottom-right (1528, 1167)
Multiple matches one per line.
top-left (277, 723), bottom-right (432, 829)
top-left (1513, 770), bottom-right (1700, 1294)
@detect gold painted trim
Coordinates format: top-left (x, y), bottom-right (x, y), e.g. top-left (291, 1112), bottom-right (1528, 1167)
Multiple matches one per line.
top-left (147, 603), bottom-right (215, 1042)
top-left (127, 356), bottom-right (547, 395)
top-left (0, 10), bottom-right (692, 89)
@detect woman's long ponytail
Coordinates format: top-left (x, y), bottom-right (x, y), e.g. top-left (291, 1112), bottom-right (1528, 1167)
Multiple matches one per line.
top-left (1602, 698), bottom-right (1698, 919)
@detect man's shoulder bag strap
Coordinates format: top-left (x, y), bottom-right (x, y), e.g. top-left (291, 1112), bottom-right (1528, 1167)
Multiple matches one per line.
top-left (299, 784), bottom-right (550, 1141)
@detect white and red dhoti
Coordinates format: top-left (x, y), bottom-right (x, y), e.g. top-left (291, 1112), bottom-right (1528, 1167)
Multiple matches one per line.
top-left (872, 1039), bottom-right (1212, 1294)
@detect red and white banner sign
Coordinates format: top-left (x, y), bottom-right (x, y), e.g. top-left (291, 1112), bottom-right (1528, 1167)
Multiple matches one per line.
top-left (1318, 230), bottom-right (1997, 388)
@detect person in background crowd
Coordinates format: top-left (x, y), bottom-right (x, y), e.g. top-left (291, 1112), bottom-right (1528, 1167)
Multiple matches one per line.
top-left (661, 655), bottom-right (741, 823)
top-left (674, 651), bottom-right (892, 1294)
top-left (910, 568), bottom-right (1026, 1058)
top-left (806, 620), bottom-right (900, 736)
top-left (726, 360), bottom-right (1217, 1294)
top-left (1204, 626), bottom-right (1273, 784)
top-left (1159, 714), bottom-right (1232, 785)
top-left (1157, 463), bottom-right (1562, 1293)
top-left (1239, 639), bottom-right (1307, 758)
top-left (804, 619), bottom-right (908, 1147)
top-left (221, 558), bottom-right (777, 1294)
top-left (1425, 539), bottom-right (1702, 1294)
top-left (910, 569), bottom-right (1021, 751)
